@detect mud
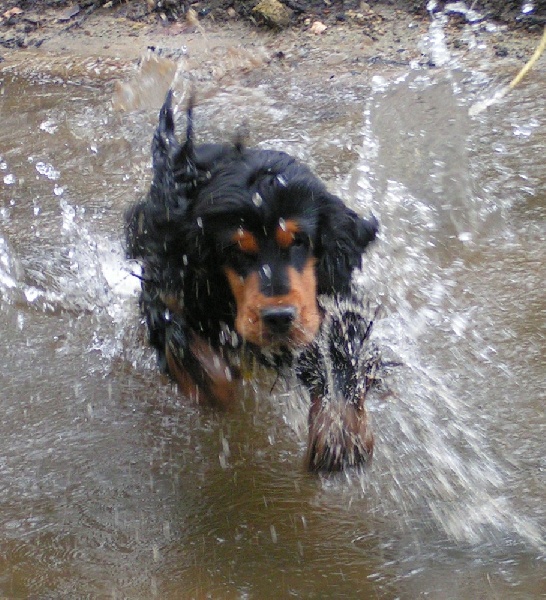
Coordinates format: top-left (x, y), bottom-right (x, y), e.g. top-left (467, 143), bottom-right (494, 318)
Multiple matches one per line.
top-left (0, 0), bottom-right (544, 85)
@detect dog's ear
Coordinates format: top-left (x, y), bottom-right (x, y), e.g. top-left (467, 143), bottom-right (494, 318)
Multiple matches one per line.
top-left (172, 92), bottom-right (200, 190)
top-left (126, 91), bottom-right (198, 259)
top-left (150, 90), bottom-right (198, 208)
top-left (151, 89), bottom-right (176, 174)
top-left (315, 193), bottom-right (378, 294)
top-left (150, 89), bottom-right (178, 198)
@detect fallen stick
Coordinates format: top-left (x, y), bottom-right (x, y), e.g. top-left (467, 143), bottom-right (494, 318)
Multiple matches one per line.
top-left (469, 25), bottom-right (546, 116)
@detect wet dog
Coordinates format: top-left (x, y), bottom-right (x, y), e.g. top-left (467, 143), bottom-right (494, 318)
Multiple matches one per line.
top-left (125, 91), bottom-right (379, 471)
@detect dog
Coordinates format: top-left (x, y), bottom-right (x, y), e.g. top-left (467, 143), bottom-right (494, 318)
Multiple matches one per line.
top-left (125, 91), bottom-right (379, 471)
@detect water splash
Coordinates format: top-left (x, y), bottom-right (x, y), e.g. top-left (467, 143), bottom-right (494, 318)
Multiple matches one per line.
top-left (444, 1), bottom-right (484, 23)
top-left (419, 1), bottom-right (452, 68)
top-left (338, 75), bottom-right (544, 548)
top-left (56, 198), bottom-right (139, 317)
top-left (0, 235), bottom-right (22, 291)
top-left (0, 233), bottom-right (61, 309)
top-left (0, 194), bottom-right (137, 321)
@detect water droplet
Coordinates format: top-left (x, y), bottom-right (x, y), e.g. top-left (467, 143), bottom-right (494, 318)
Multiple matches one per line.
top-left (279, 217), bottom-right (287, 231)
top-left (451, 314), bottom-right (468, 337)
top-left (39, 120), bottom-right (58, 134)
top-left (35, 162), bottom-right (60, 181)
top-left (3, 174), bottom-right (15, 185)
top-left (24, 287), bottom-right (41, 302)
top-left (492, 143), bottom-right (507, 154)
top-left (261, 264), bottom-right (271, 279)
top-left (513, 124), bottom-right (534, 137)
top-left (221, 436), bottom-right (230, 457)
top-left (252, 192), bottom-right (263, 207)
top-left (54, 184), bottom-right (64, 197)
top-left (371, 75), bottom-right (389, 91)
top-left (60, 200), bottom-right (76, 230)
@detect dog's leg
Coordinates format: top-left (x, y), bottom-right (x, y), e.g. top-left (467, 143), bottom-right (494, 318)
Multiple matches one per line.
top-left (297, 300), bottom-right (382, 472)
top-left (306, 394), bottom-right (374, 472)
top-left (165, 318), bottom-right (240, 409)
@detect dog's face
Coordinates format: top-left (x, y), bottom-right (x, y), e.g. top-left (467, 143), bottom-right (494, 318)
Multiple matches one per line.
top-left (215, 196), bottom-right (321, 348)
top-left (186, 148), bottom-right (377, 351)
top-left (223, 224), bottom-right (321, 347)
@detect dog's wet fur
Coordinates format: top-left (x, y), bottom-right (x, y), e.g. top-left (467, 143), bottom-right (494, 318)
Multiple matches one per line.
top-left (125, 91), bottom-right (381, 471)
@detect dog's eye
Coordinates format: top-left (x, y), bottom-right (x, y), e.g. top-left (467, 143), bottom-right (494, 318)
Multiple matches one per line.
top-left (232, 228), bottom-right (259, 255)
top-left (278, 233), bottom-right (310, 261)
top-left (292, 233), bottom-right (309, 248)
top-left (276, 219), bottom-right (309, 252)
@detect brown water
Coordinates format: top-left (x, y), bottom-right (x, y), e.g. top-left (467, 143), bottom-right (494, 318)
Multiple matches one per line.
top-left (1, 23), bottom-right (544, 600)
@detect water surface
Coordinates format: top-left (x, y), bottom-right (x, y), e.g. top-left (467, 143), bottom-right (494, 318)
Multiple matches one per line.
top-left (0, 20), bottom-right (544, 600)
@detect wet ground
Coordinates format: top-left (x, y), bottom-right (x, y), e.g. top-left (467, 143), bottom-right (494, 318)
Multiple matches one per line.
top-left (1, 4), bottom-right (545, 599)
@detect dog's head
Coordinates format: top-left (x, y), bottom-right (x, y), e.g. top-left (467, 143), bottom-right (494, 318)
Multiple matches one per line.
top-left (190, 150), bottom-right (378, 349)
top-left (127, 92), bottom-right (378, 350)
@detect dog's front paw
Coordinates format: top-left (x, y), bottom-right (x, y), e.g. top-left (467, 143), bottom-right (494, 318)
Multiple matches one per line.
top-left (306, 398), bottom-right (373, 472)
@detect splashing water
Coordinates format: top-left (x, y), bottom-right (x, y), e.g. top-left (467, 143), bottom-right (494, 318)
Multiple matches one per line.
top-left (420, 2), bottom-right (452, 68)
top-left (1, 199), bottom-right (137, 318)
top-left (0, 18), bottom-right (544, 596)
top-left (339, 68), bottom-right (545, 548)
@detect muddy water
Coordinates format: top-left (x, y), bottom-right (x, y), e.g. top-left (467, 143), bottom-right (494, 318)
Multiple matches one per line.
top-left (1, 36), bottom-right (544, 600)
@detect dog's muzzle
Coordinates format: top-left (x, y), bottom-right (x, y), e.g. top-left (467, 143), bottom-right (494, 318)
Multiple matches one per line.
top-left (260, 305), bottom-right (297, 336)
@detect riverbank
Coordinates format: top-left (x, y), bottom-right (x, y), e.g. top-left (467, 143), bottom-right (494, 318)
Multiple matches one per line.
top-left (0, 0), bottom-right (544, 88)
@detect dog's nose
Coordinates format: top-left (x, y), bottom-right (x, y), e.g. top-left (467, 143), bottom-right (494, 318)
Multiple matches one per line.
top-left (261, 306), bottom-right (296, 335)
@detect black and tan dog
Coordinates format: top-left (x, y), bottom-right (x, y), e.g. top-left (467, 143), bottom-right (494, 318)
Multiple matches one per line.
top-left (125, 91), bottom-right (380, 471)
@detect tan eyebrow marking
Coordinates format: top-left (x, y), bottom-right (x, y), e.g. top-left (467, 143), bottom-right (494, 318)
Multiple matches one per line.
top-left (275, 219), bottom-right (300, 250)
top-left (233, 228), bottom-right (259, 254)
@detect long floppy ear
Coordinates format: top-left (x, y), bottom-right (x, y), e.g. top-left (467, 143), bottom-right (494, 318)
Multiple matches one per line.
top-left (315, 193), bottom-right (378, 295)
top-left (150, 89), bottom-right (199, 206)
top-left (125, 91), bottom-right (197, 259)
